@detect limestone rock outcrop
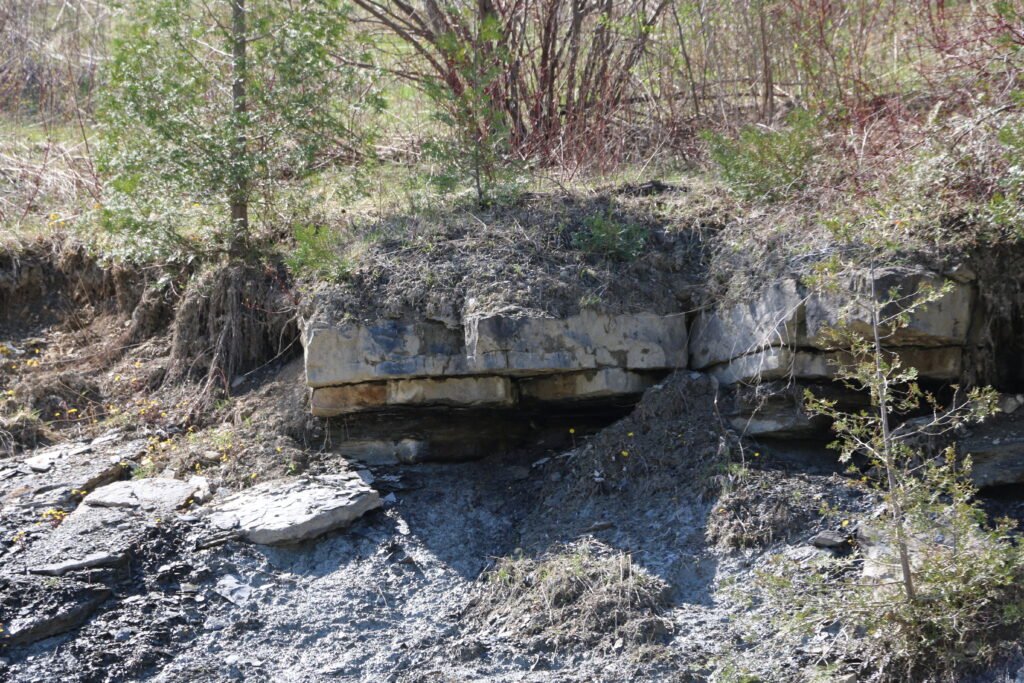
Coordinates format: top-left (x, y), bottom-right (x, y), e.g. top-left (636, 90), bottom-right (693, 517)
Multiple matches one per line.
top-left (300, 267), bottom-right (1024, 485)
top-left (959, 404), bottom-right (1024, 488)
top-left (689, 269), bottom-right (973, 384)
top-left (692, 268), bottom-right (976, 439)
top-left (304, 308), bottom-right (688, 416)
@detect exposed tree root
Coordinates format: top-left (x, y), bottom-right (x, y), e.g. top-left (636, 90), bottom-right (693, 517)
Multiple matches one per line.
top-left (165, 259), bottom-right (299, 414)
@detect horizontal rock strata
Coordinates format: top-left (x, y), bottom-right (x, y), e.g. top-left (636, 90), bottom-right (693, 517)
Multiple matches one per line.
top-left (304, 309), bottom-right (687, 416)
top-left (302, 269), bottom-right (1024, 485)
top-left (690, 270), bottom-right (974, 384)
top-left (311, 370), bottom-right (659, 417)
top-left (304, 311), bottom-right (687, 387)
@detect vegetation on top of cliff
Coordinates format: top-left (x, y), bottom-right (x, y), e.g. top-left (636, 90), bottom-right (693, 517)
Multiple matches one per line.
top-left (4, 1), bottom-right (1024, 273)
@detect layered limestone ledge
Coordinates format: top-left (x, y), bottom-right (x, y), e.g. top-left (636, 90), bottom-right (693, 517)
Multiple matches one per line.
top-left (804, 271), bottom-right (973, 349)
top-left (518, 369), bottom-right (658, 402)
top-left (707, 346), bottom-right (963, 386)
top-left (311, 376), bottom-right (515, 417)
top-left (689, 270), bottom-right (973, 370)
top-left (304, 311), bottom-right (688, 388)
top-left (689, 279), bottom-right (805, 370)
top-left (311, 370), bottom-right (660, 416)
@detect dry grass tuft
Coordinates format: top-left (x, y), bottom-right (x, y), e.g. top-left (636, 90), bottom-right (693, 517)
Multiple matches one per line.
top-left (473, 538), bottom-right (673, 651)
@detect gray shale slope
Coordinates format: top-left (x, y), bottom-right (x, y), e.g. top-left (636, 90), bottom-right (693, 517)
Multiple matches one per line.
top-left (3, 244), bottom-right (1024, 682)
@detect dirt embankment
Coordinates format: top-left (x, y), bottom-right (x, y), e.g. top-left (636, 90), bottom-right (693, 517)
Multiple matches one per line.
top-left (302, 188), bottom-right (705, 329)
top-left (1, 238), bottom-right (306, 473)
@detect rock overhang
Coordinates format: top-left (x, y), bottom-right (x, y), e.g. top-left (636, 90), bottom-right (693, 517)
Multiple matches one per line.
top-left (299, 266), bottom-right (1024, 485)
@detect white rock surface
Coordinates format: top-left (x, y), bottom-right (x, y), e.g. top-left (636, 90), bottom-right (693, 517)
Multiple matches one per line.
top-left (464, 311), bottom-right (688, 376)
top-left (729, 407), bottom-right (817, 437)
top-left (205, 473), bottom-right (382, 545)
top-left (20, 441), bottom-right (96, 473)
top-left (689, 270), bottom-right (973, 370)
top-left (803, 271), bottom-right (973, 348)
top-left (2, 440), bottom-right (136, 515)
top-left (707, 346), bottom-right (963, 385)
top-left (689, 280), bottom-right (804, 369)
top-left (24, 452), bottom-right (57, 472)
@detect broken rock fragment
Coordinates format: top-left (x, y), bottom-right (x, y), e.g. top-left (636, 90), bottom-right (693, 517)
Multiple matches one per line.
top-left (1, 577), bottom-right (111, 646)
top-left (29, 551), bottom-right (128, 577)
top-left (205, 472), bottom-right (381, 545)
top-left (810, 530), bottom-right (847, 549)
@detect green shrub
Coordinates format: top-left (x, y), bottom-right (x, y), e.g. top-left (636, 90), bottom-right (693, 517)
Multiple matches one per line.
top-left (572, 212), bottom-right (649, 260)
top-left (754, 470), bottom-right (1024, 681)
top-left (99, 0), bottom-right (375, 252)
top-left (703, 110), bottom-right (820, 201)
top-left (421, 14), bottom-right (523, 207)
top-left (286, 224), bottom-right (352, 281)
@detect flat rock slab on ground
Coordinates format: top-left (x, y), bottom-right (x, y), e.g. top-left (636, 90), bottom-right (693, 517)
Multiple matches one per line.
top-left (83, 477), bottom-right (205, 512)
top-left (5, 504), bottom-right (144, 574)
top-left (205, 473), bottom-right (382, 545)
top-left (1, 442), bottom-right (138, 513)
top-left (1, 576), bottom-right (111, 646)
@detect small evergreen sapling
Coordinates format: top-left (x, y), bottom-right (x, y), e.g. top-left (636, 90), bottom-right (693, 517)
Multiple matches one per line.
top-left (739, 263), bottom-right (1024, 680)
top-left (99, 0), bottom-right (371, 253)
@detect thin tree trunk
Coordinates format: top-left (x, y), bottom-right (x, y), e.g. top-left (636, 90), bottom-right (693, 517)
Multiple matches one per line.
top-left (871, 270), bottom-right (917, 602)
top-left (671, 2), bottom-right (700, 117)
top-left (230, 0), bottom-right (249, 247)
top-left (758, 2), bottom-right (774, 121)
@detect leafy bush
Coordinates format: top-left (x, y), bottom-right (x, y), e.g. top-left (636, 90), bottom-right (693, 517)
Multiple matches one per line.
top-left (572, 212), bottom-right (649, 260)
top-left (704, 110), bottom-right (820, 201)
top-left (421, 14), bottom-right (523, 207)
top-left (755, 466), bottom-right (1024, 681)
